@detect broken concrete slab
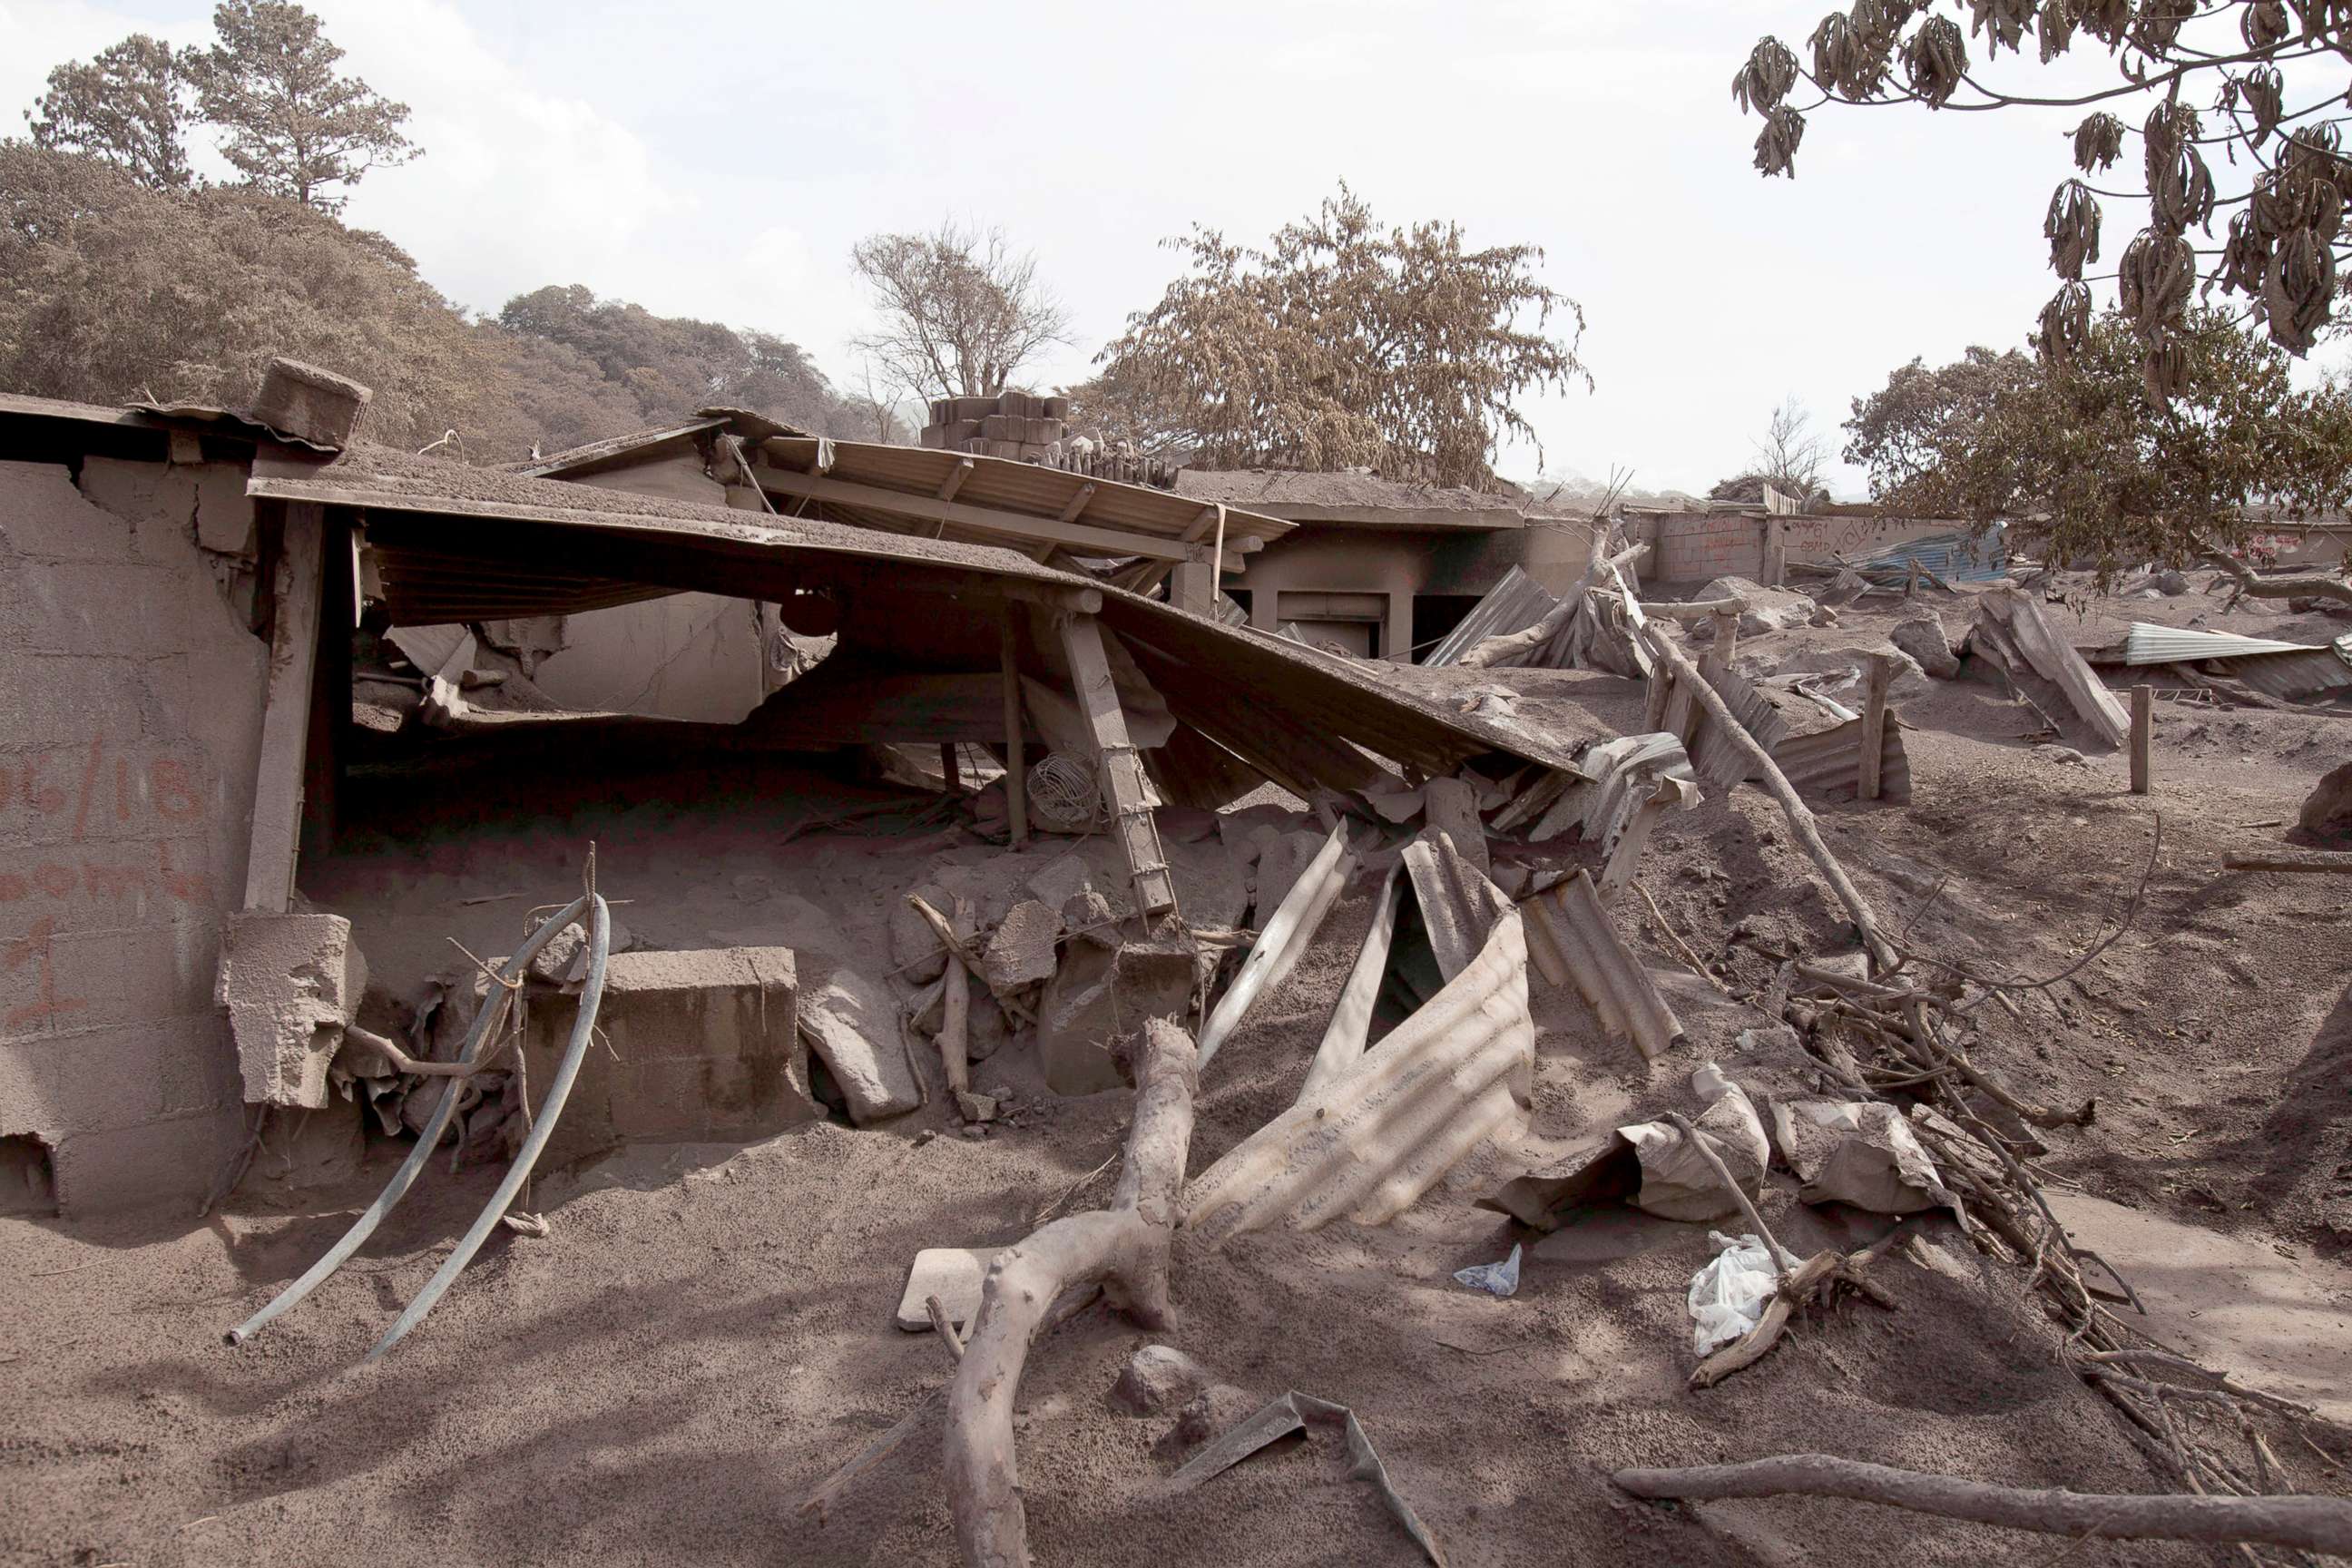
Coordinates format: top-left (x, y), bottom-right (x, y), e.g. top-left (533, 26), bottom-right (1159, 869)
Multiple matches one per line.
top-left (1036, 938), bottom-right (1196, 1096)
top-left (217, 910), bottom-right (368, 1109)
top-left (1890, 613), bottom-right (1962, 679)
top-left (979, 899), bottom-right (1060, 995)
top-left (519, 946), bottom-right (810, 1164)
top-left (895, 1245), bottom-right (998, 1331)
top-left (799, 967), bottom-right (924, 1123)
top-left (250, 357), bottom-right (372, 448)
top-left (1024, 853), bottom-right (1096, 913)
top-left (1696, 575), bottom-right (1817, 636)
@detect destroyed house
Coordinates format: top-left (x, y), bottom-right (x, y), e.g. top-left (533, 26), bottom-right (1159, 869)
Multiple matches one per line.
top-left (1171, 468), bottom-right (1601, 661)
top-left (0, 365), bottom-right (1694, 1217)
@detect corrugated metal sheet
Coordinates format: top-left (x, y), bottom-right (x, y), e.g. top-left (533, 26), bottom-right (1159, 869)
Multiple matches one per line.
top-left (1678, 663), bottom-right (1911, 803)
top-left (1519, 870), bottom-right (1682, 1061)
top-left (2121, 622), bottom-right (2316, 663)
top-left (1184, 909), bottom-right (1535, 1240)
top-left (1525, 732), bottom-right (1699, 850)
top-left (2119, 622), bottom-right (2352, 701)
top-left (1775, 718), bottom-right (1913, 804)
top-left (1840, 524), bottom-right (2007, 583)
top-left (2230, 639), bottom-right (2352, 701)
top-left (1423, 566), bottom-right (1558, 667)
top-left (1686, 664), bottom-right (1791, 791)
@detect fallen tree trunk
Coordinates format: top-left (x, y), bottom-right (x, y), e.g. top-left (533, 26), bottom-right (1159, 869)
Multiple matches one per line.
top-left (2200, 544), bottom-right (2352, 609)
top-left (1612, 1453), bottom-right (2352, 1555)
top-left (1640, 622), bottom-right (1898, 971)
top-left (945, 1019), bottom-right (1199, 1567)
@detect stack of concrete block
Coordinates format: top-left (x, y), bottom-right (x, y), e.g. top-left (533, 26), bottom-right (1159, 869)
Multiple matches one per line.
top-left (918, 389), bottom-right (1072, 463)
top-left (514, 946), bottom-right (815, 1166)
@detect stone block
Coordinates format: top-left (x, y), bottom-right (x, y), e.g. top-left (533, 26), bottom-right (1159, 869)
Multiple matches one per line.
top-left (250, 358), bottom-right (372, 449)
top-left (216, 910), bottom-right (366, 1109)
top-left (799, 966), bottom-right (921, 1124)
top-left (979, 899), bottom-right (1058, 994)
top-left (895, 1245), bottom-right (997, 1330)
top-left (1890, 614), bottom-right (1961, 680)
top-left (519, 946), bottom-right (809, 1165)
top-left (1037, 938), bottom-right (1195, 1096)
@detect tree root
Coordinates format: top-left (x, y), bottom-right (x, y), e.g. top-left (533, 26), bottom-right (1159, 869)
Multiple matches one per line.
top-left (1612, 1453), bottom-right (2352, 1555)
top-left (944, 1019), bottom-right (1199, 1568)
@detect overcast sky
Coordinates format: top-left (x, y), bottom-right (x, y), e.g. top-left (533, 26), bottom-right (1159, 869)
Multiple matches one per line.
top-left (6, 0), bottom-right (2347, 495)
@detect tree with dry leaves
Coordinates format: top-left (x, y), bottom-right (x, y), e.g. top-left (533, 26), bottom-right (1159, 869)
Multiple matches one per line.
top-left (849, 220), bottom-right (1071, 403)
top-left (1081, 183), bottom-right (1588, 489)
top-left (24, 34), bottom-right (199, 191)
top-left (1732, 2), bottom-right (2351, 402)
top-left (1844, 306), bottom-right (2352, 565)
top-left (1711, 397), bottom-right (1834, 505)
top-left (189, 0), bottom-right (416, 211)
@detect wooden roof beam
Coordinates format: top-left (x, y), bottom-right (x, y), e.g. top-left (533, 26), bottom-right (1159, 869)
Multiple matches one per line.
top-left (936, 456), bottom-right (973, 502)
top-left (750, 459), bottom-right (1206, 564)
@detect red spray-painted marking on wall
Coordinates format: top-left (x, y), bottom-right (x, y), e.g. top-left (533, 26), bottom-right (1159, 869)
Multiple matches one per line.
top-left (5, 916), bottom-right (87, 1030)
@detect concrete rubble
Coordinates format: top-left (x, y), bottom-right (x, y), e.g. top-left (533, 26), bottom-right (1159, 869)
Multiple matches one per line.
top-left (217, 911), bottom-right (368, 1109)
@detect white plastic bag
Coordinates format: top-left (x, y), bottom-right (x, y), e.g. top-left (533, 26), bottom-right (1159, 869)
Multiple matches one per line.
top-left (1452, 1243), bottom-right (1522, 1298)
top-left (1687, 1231), bottom-right (1777, 1354)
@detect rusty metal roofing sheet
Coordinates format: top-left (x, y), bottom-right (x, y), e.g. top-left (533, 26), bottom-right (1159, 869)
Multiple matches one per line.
top-left (1184, 908), bottom-right (1535, 1240)
top-left (1776, 718), bottom-right (1913, 804)
top-left (1524, 731), bottom-right (1699, 850)
top-left (1423, 566), bottom-right (1558, 667)
top-left (1519, 869), bottom-right (1682, 1061)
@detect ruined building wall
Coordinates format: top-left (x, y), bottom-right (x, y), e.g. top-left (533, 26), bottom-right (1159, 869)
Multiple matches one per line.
top-left (0, 456), bottom-right (266, 1214)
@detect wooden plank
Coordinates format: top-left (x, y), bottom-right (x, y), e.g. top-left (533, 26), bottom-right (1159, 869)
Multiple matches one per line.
top-left (1762, 516), bottom-right (1787, 587)
top-left (1055, 482), bottom-right (1096, 523)
top-left (1056, 613), bottom-right (1178, 916)
top-left (1858, 652), bottom-right (1892, 802)
top-left (939, 742), bottom-right (961, 795)
top-left (750, 463), bottom-right (1200, 562)
top-left (1001, 612), bottom-right (1027, 847)
top-left (244, 503), bottom-right (327, 912)
top-left (1128, 504), bottom-right (1225, 597)
top-left (2130, 684), bottom-right (2152, 795)
top-left (936, 456), bottom-right (974, 503)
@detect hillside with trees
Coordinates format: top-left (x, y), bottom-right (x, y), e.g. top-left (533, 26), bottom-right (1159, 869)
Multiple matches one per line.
top-left (4, 3), bottom-right (887, 459)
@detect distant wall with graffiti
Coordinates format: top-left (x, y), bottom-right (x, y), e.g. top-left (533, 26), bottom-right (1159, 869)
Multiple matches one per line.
top-left (0, 456), bottom-right (267, 1213)
top-left (1638, 507), bottom-right (1976, 583)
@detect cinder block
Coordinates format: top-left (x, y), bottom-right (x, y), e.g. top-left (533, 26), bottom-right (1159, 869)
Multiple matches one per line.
top-left (157, 1013), bottom-right (240, 1117)
top-left (517, 946), bottom-right (809, 1165)
top-left (942, 419), bottom-right (982, 445)
top-left (1025, 417), bottom-right (1063, 444)
top-left (950, 396), bottom-right (997, 422)
top-left (0, 657), bottom-right (155, 752)
top-left (0, 1026), bottom-right (169, 1131)
top-left (47, 918), bottom-right (219, 1028)
top-left (980, 414), bottom-right (1022, 441)
top-left (216, 911), bottom-right (366, 1108)
top-left (250, 358), bottom-right (372, 449)
top-left (50, 1105), bottom-right (245, 1216)
top-left (17, 559), bottom-right (183, 658)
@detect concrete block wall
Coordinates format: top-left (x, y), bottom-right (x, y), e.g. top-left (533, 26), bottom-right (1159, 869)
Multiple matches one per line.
top-left (1649, 512), bottom-right (1769, 582)
top-left (0, 457), bottom-right (267, 1214)
top-left (514, 946), bottom-right (810, 1168)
